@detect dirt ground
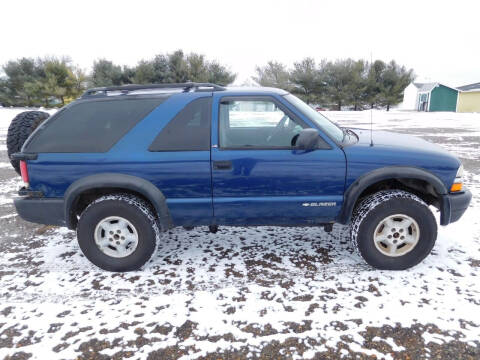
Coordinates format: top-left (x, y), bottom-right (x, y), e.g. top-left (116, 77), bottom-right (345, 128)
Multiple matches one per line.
top-left (0, 110), bottom-right (479, 359)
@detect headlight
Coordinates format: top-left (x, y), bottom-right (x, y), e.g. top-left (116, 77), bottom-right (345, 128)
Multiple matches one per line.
top-left (451, 164), bottom-right (464, 192)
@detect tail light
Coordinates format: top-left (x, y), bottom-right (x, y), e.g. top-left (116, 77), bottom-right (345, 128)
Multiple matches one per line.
top-left (20, 160), bottom-right (29, 185)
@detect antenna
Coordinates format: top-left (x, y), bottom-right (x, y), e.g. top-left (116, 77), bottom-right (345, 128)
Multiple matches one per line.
top-left (370, 51), bottom-right (374, 147)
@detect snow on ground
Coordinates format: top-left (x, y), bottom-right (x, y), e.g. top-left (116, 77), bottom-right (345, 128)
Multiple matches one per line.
top-left (326, 110), bottom-right (480, 162)
top-left (0, 108), bottom-right (479, 359)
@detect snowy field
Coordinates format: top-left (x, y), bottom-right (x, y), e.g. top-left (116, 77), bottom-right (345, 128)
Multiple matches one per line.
top-left (0, 108), bottom-right (479, 359)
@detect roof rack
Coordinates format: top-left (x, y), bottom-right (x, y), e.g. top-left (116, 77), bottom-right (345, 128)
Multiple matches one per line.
top-left (81, 82), bottom-right (226, 98)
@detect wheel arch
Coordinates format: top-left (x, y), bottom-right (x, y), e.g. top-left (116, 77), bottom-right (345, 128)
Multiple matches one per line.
top-left (338, 166), bottom-right (449, 225)
top-left (64, 173), bottom-right (173, 231)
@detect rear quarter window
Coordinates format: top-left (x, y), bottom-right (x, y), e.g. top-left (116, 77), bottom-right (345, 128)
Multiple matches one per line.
top-left (149, 97), bottom-right (211, 151)
top-left (25, 98), bottom-right (164, 153)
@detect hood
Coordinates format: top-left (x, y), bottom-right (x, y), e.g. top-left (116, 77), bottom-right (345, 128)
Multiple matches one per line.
top-left (350, 128), bottom-right (454, 157)
top-left (342, 128), bottom-right (461, 190)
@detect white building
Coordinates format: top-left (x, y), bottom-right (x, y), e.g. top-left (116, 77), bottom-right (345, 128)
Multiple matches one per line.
top-left (401, 82), bottom-right (422, 110)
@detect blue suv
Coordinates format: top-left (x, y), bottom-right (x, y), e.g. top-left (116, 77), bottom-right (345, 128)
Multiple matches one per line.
top-left (10, 82), bottom-right (471, 271)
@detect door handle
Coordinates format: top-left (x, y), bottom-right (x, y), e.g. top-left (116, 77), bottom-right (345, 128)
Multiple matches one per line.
top-left (213, 160), bottom-right (232, 170)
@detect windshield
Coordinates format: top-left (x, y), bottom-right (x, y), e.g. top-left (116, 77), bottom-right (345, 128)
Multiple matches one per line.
top-left (283, 94), bottom-right (344, 143)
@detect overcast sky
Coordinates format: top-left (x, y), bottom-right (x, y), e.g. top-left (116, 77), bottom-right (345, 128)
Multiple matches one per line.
top-left (1, 0), bottom-right (479, 87)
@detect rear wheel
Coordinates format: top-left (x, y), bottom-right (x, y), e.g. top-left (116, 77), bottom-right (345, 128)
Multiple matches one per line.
top-left (77, 194), bottom-right (159, 272)
top-left (7, 111), bottom-right (50, 174)
top-left (350, 190), bottom-right (437, 270)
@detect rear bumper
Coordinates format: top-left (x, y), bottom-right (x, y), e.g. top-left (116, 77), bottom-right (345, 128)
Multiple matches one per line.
top-left (14, 196), bottom-right (65, 226)
top-left (441, 188), bottom-right (472, 225)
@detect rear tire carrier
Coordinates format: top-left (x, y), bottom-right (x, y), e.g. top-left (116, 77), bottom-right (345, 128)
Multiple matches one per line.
top-left (7, 111), bottom-right (49, 174)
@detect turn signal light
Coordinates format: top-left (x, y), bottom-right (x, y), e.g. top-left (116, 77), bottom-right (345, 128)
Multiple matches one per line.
top-left (450, 183), bottom-right (462, 192)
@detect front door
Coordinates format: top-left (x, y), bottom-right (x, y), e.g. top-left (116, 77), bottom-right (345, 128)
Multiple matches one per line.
top-left (211, 95), bottom-right (346, 226)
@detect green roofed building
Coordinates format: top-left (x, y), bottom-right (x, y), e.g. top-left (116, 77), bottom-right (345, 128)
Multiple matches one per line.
top-left (416, 83), bottom-right (459, 112)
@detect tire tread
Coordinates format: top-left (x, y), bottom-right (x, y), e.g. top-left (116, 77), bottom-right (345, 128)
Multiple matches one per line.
top-left (78, 193), bottom-right (160, 271)
top-left (7, 111), bottom-right (49, 174)
top-left (350, 190), bottom-right (434, 269)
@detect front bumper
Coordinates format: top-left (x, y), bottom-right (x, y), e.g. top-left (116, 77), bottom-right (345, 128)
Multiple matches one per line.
top-left (441, 188), bottom-right (472, 225)
top-left (14, 192), bottom-right (65, 226)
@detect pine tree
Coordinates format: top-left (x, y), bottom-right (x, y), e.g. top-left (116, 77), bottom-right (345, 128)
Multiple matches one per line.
top-left (38, 57), bottom-right (85, 106)
top-left (323, 59), bottom-right (357, 110)
top-left (378, 61), bottom-right (414, 111)
top-left (131, 51), bottom-right (236, 85)
top-left (91, 59), bottom-right (124, 87)
top-left (0, 78), bottom-right (10, 106)
top-left (206, 61), bottom-right (236, 85)
top-left (1, 57), bottom-right (85, 107)
top-left (289, 58), bottom-right (322, 104)
top-left (365, 60), bottom-right (386, 109)
top-left (252, 61), bottom-right (290, 90)
top-left (167, 50), bottom-right (189, 83)
top-left (133, 60), bottom-right (156, 84)
top-left (347, 60), bottom-right (368, 111)
top-left (2, 58), bottom-right (43, 106)
top-left (187, 53), bottom-right (209, 83)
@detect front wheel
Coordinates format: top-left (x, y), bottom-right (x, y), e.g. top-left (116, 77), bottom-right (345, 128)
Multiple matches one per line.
top-left (350, 190), bottom-right (437, 270)
top-left (77, 194), bottom-right (159, 272)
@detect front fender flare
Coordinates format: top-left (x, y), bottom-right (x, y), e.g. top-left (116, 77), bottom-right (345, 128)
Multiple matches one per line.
top-left (64, 173), bottom-right (173, 230)
top-left (337, 166), bottom-right (449, 225)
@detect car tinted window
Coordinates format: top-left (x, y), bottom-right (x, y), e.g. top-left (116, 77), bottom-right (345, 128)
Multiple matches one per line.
top-left (219, 99), bottom-right (306, 148)
top-left (149, 97), bottom-right (211, 151)
top-left (25, 98), bottom-right (163, 153)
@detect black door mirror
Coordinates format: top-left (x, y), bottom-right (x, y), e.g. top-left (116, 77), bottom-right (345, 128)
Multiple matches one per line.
top-left (296, 128), bottom-right (320, 150)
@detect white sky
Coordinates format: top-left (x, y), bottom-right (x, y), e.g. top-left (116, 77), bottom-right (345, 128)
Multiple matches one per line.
top-left (1, 0), bottom-right (479, 87)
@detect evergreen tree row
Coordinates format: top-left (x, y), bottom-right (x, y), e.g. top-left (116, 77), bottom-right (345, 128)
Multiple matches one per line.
top-left (0, 50), bottom-right (236, 107)
top-left (1, 52), bottom-right (414, 111)
top-left (0, 57), bottom-right (86, 107)
top-left (253, 58), bottom-right (414, 111)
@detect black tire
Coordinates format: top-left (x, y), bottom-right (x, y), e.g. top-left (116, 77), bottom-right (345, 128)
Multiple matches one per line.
top-left (77, 194), bottom-right (159, 272)
top-left (7, 111), bottom-right (50, 174)
top-left (350, 190), bottom-right (437, 270)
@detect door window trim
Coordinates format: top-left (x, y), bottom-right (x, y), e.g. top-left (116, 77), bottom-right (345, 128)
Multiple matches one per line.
top-left (217, 95), bottom-right (316, 150)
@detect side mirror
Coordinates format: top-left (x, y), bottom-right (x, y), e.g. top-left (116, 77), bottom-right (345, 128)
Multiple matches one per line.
top-left (296, 128), bottom-right (320, 150)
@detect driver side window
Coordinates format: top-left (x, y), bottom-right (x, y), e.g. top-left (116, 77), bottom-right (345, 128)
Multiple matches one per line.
top-left (219, 99), bottom-right (305, 149)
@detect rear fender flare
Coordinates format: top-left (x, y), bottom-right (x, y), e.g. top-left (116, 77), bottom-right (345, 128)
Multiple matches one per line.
top-left (64, 173), bottom-right (173, 230)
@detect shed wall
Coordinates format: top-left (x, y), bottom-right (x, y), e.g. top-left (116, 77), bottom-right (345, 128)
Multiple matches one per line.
top-left (429, 85), bottom-right (458, 112)
top-left (457, 91), bottom-right (480, 112)
top-left (402, 83), bottom-right (418, 110)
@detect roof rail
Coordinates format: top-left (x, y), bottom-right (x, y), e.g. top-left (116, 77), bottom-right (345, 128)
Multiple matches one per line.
top-left (81, 82), bottom-right (226, 98)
